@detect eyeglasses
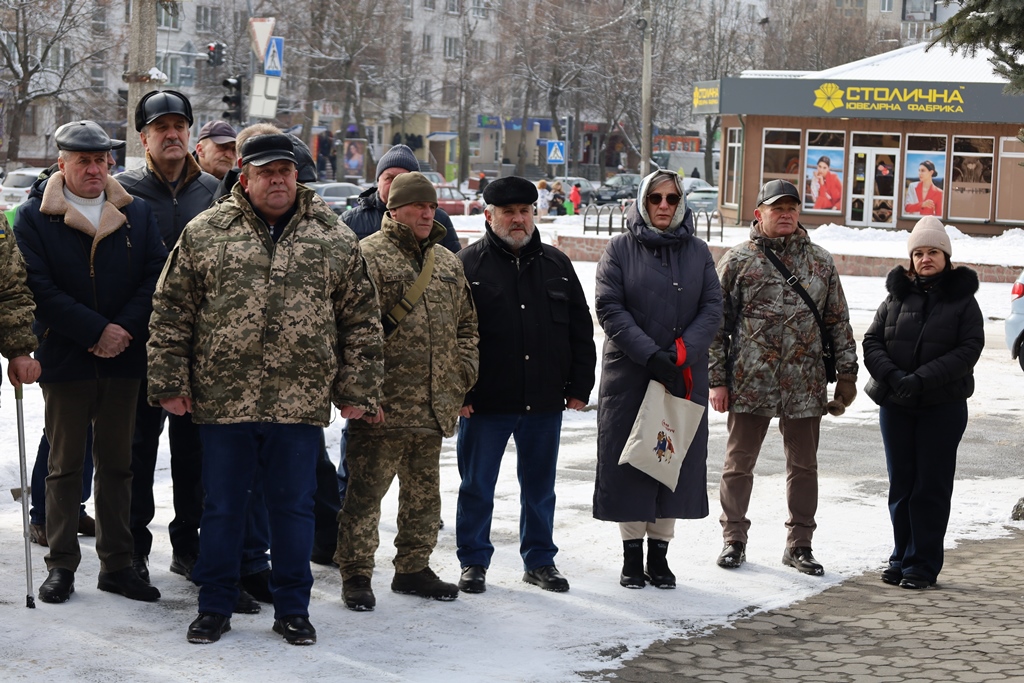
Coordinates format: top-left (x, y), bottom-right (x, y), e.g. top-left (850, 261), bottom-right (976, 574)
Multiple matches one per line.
top-left (647, 193), bottom-right (681, 206)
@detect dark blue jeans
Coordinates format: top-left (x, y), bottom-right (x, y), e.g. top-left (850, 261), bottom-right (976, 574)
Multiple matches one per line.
top-left (31, 430), bottom-right (92, 525)
top-left (193, 422), bottom-right (319, 619)
top-left (456, 412), bottom-right (562, 571)
top-left (880, 400), bottom-right (968, 583)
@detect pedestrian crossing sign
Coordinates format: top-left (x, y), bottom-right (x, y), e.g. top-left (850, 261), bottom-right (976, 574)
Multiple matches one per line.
top-left (547, 140), bottom-right (566, 164)
top-left (264, 37), bottom-right (283, 77)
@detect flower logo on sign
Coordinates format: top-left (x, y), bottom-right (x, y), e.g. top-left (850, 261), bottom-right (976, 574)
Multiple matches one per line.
top-left (813, 83), bottom-right (845, 113)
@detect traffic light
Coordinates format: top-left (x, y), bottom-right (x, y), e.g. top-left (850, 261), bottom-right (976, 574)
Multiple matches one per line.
top-left (222, 76), bottom-right (243, 122)
top-left (206, 41), bottom-right (225, 67)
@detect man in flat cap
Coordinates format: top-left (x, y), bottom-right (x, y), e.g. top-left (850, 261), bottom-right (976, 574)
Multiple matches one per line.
top-left (336, 171), bottom-right (478, 612)
top-left (147, 124), bottom-right (384, 646)
top-left (115, 90), bottom-right (219, 585)
top-left (454, 176), bottom-right (595, 594)
top-left (14, 120), bottom-right (167, 605)
top-left (709, 179), bottom-right (858, 575)
top-left (193, 120), bottom-right (237, 180)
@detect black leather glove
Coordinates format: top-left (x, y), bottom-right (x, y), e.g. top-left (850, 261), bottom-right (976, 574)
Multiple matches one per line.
top-left (886, 369), bottom-right (908, 392)
top-left (894, 373), bottom-right (924, 399)
top-left (646, 349), bottom-right (678, 387)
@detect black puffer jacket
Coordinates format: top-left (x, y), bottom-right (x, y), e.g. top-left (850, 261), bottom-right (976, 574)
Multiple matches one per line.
top-left (341, 186), bottom-right (461, 252)
top-left (862, 265), bottom-right (985, 407)
top-left (115, 153), bottom-right (219, 250)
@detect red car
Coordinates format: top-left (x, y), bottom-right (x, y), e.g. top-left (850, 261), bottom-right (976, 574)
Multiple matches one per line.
top-left (436, 186), bottom-right (484, 215)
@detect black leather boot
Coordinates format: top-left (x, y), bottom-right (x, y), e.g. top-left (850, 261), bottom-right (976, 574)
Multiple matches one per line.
top-left (620, 539), bottom-right (645, 588)
top-left (645, 539), bottom-right (676, 589)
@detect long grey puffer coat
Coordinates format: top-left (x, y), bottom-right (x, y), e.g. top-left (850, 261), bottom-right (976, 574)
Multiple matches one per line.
top-left (593, 171), bottom-right (723, 522)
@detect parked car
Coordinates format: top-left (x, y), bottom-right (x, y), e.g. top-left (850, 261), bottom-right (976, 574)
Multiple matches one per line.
top-left (554, 176), bottom-right (598, 206)
top-left (594, 173), bottom-right (642, 205)
top-left (686, 188), bottom-right (719, 215)
top-left (681, 177), bottom-right (713, 196)
top-left (436, 186), bottom-right (483, 215)
top-left (0, 167), bottom-right (46, 209)
top-left (313, 182), bottom-right (362, 214)
top-left (420, 171), bottom-right (451, 187)
top-left (1004, 268), bottom-right (1024, 371)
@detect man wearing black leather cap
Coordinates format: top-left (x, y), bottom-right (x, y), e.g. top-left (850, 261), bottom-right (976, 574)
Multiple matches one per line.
top-left (115, 90), bottom-right (219, 585)
top-left (14, 120), bottom-right (167, 604)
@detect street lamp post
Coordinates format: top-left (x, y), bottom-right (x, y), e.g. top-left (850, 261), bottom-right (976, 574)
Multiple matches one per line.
top-left (639, 0), bottom-right (653, 177)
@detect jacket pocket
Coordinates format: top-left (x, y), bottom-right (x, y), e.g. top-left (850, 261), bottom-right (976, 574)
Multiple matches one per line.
top-left (864, 376), bottom-right (890, 406)
top-left (546, 283), bottom-right (570, 324)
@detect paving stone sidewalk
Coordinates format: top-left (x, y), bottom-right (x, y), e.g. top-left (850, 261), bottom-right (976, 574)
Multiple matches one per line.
top-left (595, 528), bottom-right (1024, 683)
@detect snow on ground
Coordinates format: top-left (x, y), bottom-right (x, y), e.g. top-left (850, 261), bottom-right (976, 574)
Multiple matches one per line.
top-left (0, 218), bottom-right (1021, 682)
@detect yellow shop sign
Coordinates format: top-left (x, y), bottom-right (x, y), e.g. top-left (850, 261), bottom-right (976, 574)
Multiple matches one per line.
top-left (813, 82), bottom-right (966, 114)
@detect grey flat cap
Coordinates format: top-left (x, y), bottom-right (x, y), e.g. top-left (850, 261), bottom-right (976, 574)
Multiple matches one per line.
top-left (55, 120), bottom-right (125, 152)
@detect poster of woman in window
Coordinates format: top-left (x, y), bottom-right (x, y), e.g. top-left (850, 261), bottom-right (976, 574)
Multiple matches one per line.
top-left (804, 148), bottom-right (844, 212)
top-left (343, 139), bottom-right (366, 179)
top-left (903, 152), bottom-right (946, 217)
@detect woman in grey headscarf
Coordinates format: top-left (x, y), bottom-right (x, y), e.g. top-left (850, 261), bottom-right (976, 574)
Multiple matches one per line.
top-left (593, 170), bottom-right (723, 589)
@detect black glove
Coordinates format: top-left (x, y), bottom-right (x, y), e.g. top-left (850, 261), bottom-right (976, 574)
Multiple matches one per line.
top-left (646, 349), bottom-right (678, 386)
top-left (886, 369), bottom-right (908, 392)
top-left (894, 373), bottom-right (924, 399)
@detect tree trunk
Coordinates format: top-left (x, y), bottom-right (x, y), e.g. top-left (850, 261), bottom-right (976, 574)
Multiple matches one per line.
top-left (5, 97), bottom-right (27, 165)
top-left (515, 80), bottom-right (534, 176)
top-left (704, 115), bottom-right (720, 181)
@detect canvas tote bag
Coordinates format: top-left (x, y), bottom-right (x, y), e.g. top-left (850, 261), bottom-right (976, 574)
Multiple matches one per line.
top-left (617, 340), bottom-right (706, 491)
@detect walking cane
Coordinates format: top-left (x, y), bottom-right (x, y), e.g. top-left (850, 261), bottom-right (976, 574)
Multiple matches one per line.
top-left (15, 384), bottom-right (36, 608)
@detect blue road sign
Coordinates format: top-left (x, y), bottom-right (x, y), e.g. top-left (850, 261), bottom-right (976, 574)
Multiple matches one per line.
top-left (264, 37), bottom-right (284, 77)
top-left (547, 140), bottom-right (566, 164)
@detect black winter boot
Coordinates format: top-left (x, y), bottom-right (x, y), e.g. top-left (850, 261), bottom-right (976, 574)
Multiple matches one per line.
top-left (620, 539), bottom-right (645, 588)
top-left (645, 539), bottom-right (676, 589)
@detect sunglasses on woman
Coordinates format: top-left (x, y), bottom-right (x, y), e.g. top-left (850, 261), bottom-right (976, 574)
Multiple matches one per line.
top-left (646, 192), bottom-right (681, 206)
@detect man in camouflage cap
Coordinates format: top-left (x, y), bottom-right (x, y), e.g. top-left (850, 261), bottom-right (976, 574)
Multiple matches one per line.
top-left (336, 171), bottom-right (478, 612)
top-left (147, 126), bottom-right (384, 646)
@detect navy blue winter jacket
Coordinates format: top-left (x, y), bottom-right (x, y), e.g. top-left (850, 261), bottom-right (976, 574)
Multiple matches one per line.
top-left (14, 171), bottom-right (168, 383)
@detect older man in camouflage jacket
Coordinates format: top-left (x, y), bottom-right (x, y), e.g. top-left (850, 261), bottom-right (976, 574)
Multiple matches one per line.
top-left (337, 172), bottom-right (478, 612)
top-left (709, 180), bottom-right (858, 577)
top-left (148, 130), bottom-right (384, 646)
top-left (0, 214), bottom-right (40, 392)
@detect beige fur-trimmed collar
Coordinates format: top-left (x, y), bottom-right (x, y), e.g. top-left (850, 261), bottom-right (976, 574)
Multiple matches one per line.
top-left (41, 173), bottom-right (133, 265)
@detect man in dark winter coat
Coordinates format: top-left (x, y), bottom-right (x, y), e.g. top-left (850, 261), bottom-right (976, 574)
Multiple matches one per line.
top-left (15, 120), bottom-right (167, 605)
top-left (455, 176), bottom-right (595, 594)
top-left (115, 90), bottom-right (219, 585)
top-left (709, 179), bottom-right (858, 576)
top-left (341, 144), bottom-right (461, 252)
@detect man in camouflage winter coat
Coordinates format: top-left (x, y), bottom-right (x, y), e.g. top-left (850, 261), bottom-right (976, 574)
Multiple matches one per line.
top-left (709, 180), bottom-right (858, 576)
top-left (0, 214), bottom-right (40, 394)
top-left (336, 172), bottom-right (478, 612)
top-left (147, 131), bottom-right (384, 646)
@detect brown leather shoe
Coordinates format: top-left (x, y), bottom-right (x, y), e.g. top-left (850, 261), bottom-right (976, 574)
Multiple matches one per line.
top-left (30, 523), bottom-right (48, 547)
top-left (77, 514), bottom-right (96, 537)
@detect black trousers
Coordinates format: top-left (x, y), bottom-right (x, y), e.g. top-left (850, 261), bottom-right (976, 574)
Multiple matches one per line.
top-left (130, 384), bottom-right (204, 558)
top-left (880, 400), bottom-right (967, 583)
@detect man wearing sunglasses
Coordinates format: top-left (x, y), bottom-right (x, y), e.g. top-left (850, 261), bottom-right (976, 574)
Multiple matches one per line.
top-left (709, 179), bottom-right (859, 576)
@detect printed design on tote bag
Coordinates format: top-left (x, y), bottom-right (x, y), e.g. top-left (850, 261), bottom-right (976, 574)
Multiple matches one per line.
top-left (652, 422), bottom-right (676, 464)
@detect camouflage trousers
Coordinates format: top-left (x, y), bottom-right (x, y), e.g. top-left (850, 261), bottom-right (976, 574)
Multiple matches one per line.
top-left (335, 428), bottom-right (443, 580)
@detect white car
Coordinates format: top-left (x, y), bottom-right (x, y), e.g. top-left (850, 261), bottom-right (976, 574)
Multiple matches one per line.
top-left (0, 167), bottom-right (46, 209)
top-left (1004, 268), bottom-right (1024, 371)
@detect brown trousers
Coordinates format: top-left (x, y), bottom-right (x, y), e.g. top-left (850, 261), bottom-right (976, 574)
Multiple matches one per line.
top-left (41, 378), bottom-right (139, 573)
top-left (719, 411), bottom-right (821, 547)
